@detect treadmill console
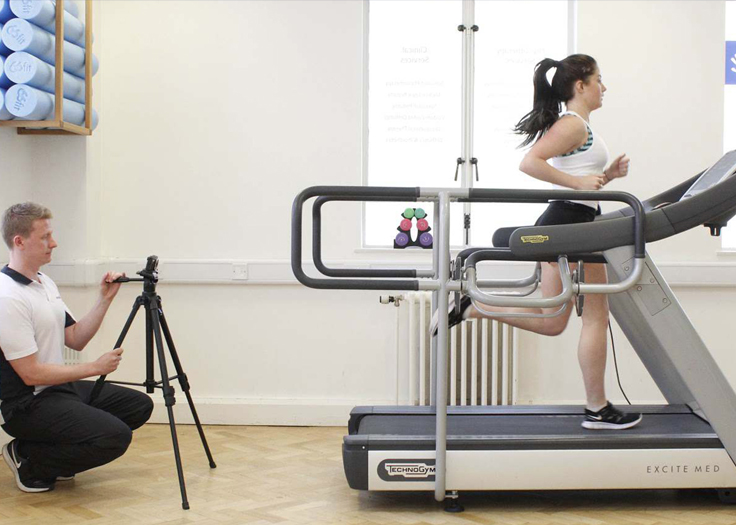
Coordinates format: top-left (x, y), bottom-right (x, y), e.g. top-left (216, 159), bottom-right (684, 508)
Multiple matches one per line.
top-left (682, 150), bottom-right (736, 199)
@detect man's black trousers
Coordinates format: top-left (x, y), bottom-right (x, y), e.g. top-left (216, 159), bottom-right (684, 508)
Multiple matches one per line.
top-left (2, 381), bottom-right (154, 480)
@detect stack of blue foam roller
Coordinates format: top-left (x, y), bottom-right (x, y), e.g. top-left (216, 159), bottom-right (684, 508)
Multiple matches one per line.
top-left (0, 0), bottom-right (98, 129)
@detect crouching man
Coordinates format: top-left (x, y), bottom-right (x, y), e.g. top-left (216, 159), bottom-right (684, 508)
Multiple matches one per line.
top-left (0, 203), bottom-right (153, 492)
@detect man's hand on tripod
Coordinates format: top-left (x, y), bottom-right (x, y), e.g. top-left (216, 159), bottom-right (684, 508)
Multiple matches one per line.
top-left (95, 348), bottom-right (124, 375)
top-left (100, 272), bottom-right (126, 303)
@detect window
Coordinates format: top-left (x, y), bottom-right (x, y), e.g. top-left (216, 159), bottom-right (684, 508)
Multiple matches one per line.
top-left (364, 1), bottom-right (571, 247)
top-left (722, 1), bottom-right (736, 248)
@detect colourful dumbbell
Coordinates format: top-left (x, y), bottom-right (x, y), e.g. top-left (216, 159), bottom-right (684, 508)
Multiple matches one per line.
top-left (395, 232), bottom-right (410, 247)
top-left (393, 207), bottom-right (433, 249)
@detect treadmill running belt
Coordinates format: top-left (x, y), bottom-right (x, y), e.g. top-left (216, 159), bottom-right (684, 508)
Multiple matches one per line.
top-left (347, 412), bottom-right (721, 450)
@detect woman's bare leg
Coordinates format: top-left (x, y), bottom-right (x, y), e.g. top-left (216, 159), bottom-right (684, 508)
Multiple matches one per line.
top-left (464, 261), bottom-right (610, 409)
top-left (576, 263), bottom-right (609, 410)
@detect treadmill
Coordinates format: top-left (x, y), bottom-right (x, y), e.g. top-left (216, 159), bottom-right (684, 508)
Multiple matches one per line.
top-left (292, 150), bottom-right (736, 507)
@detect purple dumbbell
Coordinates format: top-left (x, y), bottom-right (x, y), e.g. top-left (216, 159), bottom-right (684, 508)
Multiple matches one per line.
top-left (419, 233), bottom-right (433, 247)
top-left (395, 232), bottom-right (410, 247)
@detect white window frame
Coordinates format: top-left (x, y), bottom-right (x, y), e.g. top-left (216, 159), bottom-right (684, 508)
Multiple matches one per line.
top-left (360, 0), bottom-right (577, 250)
top-left (721, 1), bottom-right (736, 250)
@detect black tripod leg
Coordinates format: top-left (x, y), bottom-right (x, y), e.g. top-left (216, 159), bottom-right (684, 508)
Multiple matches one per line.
top-left (149, 301), bottom-right (190, 510)
top-left (158, 305), bottom-right (217, 469)
top-left (89, 296), bottom-right (144, 404)
top-left (145, 306), bottom-right (155, 393)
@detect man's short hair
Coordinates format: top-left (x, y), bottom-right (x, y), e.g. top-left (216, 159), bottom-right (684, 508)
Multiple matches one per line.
top-left (2, 203), bottom-right (53, 249)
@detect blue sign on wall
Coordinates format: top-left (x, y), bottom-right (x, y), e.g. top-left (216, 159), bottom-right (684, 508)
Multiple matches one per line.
top-left (728, 41), bottom-right (736, 85)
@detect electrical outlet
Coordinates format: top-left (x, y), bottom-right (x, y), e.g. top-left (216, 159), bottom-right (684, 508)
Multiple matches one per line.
top-left (232, 263), bottom-right (248, 280)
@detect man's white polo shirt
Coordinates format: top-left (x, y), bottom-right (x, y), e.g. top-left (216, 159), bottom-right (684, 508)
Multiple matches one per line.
top-left (0, 266), bottom-right (76, 401)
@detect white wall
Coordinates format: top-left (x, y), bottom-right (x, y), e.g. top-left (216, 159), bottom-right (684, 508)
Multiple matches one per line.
top-left (1, 1), bottom-right (733, 425)
top-left (0, 131), bottom-right (33, 221)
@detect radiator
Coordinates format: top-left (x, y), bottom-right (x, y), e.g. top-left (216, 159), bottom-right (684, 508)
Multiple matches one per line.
top-left (63, 347), bottom-right (83, 365)
top-left (398, 292), bottom-right (516, 406)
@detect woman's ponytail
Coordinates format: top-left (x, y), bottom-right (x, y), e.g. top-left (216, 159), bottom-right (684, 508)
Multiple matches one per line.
top-left (513, 54), bottom-right (598, 148)
top-left (513, 58), bottom-right (562, 148)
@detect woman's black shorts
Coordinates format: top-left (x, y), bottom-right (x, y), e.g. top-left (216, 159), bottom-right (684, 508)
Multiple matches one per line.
top-left (535, 200), bottom-right (601, 227)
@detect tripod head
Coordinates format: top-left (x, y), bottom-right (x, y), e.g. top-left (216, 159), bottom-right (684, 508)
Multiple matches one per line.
top-left (113, 255), bottom-right (159, 293)
top-left (138, 255), bottom-right (159, 282)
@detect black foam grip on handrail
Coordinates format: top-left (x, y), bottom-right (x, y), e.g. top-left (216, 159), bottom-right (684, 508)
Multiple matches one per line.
top-left (312, 196), bottom-right (417, 278)
top-left (466, 189), bottom-right (646, 258)
top-left (291, 186), bottom-right (421, 290)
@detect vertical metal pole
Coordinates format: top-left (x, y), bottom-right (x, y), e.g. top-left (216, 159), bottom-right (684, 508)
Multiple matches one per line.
top-left (434, 191), bottom-right (451, 502)
top-left (567, 0), bottom-right (577, 55)
top-left (409, 295), bottom-right (417, 404)
top-left (460, 10), bottom-right (467, 192)
top-left (461, 1), bottom-right (475, 246)
top-left (431, 200), bottom-right (439, 405)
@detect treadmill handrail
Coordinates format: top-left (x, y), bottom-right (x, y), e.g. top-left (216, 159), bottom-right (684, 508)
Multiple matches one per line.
top-left (293, 186), bottom-right (645, 291)
top-left (312, 196), bottom-right (431, 279)
top-left (292, 186), bottom-right (422, 291)
top-left (489, 190), bottom-right (646, 259)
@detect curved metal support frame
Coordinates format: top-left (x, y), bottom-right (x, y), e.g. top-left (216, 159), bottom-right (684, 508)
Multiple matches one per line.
top-left (577, 257), bottom-right (644, 295)
top-left (466, 257), bottom-right (645, 300)
top-left (465, 257), bottom-right (572, 308)
top-left (455, 260), bottom-right (542, 318)
top-left (472, 298), bottom-right (570, 319)
top-left (475, 261), bottom-right (542, 289)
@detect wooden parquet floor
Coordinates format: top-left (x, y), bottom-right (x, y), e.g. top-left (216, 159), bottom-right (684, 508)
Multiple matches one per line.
top-left (2, 424), bottom-right (736, 524)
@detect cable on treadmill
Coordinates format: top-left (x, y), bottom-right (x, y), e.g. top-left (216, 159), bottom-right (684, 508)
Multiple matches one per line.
top-left (609, 321), bottom-right (631, 405)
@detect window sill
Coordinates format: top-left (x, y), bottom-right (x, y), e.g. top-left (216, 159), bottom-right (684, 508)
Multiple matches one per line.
top-left (355, 247), bottom-right (435, 255)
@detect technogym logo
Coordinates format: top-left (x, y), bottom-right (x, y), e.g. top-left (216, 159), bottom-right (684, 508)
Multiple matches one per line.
top-left (520, 235), bottom-right (549, 244)
top-left (378, 459), bottom-right (436, 482)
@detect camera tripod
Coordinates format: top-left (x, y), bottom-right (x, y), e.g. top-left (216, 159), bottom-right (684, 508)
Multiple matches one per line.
top-left (89, 256), bottom-right (216, 510)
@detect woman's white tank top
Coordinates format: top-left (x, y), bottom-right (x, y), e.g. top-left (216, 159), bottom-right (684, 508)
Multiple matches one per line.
top-left (550, 111), bottom-right (609, 209)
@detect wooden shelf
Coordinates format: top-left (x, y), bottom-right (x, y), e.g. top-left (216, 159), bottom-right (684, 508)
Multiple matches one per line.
top-left (0, 0), bottom-right (94, 136)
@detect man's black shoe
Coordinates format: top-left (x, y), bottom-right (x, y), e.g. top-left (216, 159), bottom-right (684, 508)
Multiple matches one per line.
top-left (582, 402), bottom-right (643, 430)
top-left (2, 440), bottom-right (55, 493)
